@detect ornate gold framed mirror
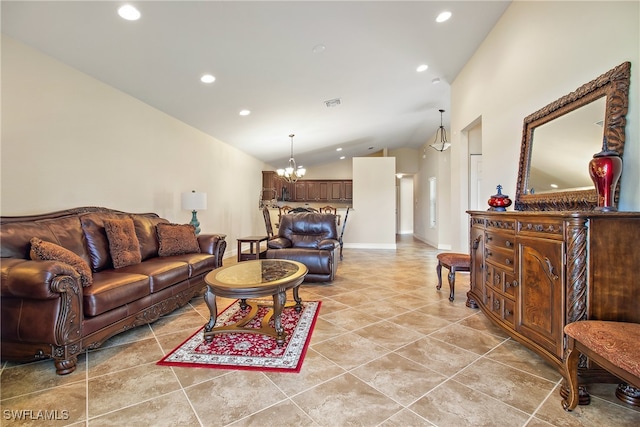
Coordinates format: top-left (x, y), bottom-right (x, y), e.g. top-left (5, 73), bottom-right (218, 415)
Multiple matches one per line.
top-left (514, 62), bottom-right (630, 211)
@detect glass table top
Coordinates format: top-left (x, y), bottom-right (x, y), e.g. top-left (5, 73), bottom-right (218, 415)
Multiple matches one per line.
top-left (211, 260), bottom-right (306, 287)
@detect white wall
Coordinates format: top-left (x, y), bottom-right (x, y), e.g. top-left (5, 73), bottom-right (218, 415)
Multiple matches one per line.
top-left (1, 35), bottom-right (266, 258)
top-left (397, 176), bottom-right (413, 234)
top-left (348, 157), bottom-right (396, 249)
top-left (413, 128), bottom-right (452, 249)
top-left (446, 1), bottom-right (640, 252)
top-left (389, 147), bottom-right (420, 175)
top-left (296, 158), bottom-right (353, 180)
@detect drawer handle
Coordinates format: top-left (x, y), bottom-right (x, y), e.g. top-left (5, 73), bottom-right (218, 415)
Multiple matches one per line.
top-left (506, 280), bottom-right (519, 288)
top-left (485, 235), bottom-right (493, 242)
top-left (505, 240), bottom-right (512, 248)
top-left (493, 299), bottom-right (500, 310)
top-left (505, 309), bottom-right (511, 316)
top-left (485, 249), bottom-right (493, 257)
top-left (505, 258), bottom-right (512, 265)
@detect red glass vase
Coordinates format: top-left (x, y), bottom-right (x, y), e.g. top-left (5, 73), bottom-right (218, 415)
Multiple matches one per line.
top-left (488, 185), bottom-right (512, 211)
top-left (589, 139), bottom-right (622, 212)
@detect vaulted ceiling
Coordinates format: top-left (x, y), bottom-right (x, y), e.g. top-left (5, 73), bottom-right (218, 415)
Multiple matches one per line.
top-left (1, 1), bottom-right (511, 168)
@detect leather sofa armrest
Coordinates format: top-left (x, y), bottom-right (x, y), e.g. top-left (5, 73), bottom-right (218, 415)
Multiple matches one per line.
top-left (197, 233), bottom-right (227, 268)
top-left (1, 258), bottom-right (82, 299)
top-left (268, 237), bottom-right (292, 249)
top-left (318, 239), bottom-right (339, 250)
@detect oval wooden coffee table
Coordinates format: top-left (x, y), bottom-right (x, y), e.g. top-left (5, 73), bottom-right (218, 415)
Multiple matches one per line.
top-left (203, 259), bottom-right (308, 346)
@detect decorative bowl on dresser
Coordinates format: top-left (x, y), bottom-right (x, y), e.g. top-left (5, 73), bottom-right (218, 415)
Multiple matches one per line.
top-left (467, 62), bottom-right (640, 407)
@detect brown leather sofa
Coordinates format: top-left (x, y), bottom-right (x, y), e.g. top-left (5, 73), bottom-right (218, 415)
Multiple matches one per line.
top-left (0, 207), bottom-right (226, 375)
top-left (266, 212), bottom-right (339, 282)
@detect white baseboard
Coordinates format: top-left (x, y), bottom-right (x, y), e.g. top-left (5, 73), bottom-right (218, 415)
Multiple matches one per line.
top-left (343, 243), bottom-right (397, 250)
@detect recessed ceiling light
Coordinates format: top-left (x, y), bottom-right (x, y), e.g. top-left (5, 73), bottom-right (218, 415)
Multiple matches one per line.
top-left (239, 110), bottom-right (251, 116)
top-left (200, 74), bottom-right (215, 84)
top-left (550, 184), bottom-right (559, 188)
top-left (340, 156), bottom-right (346, 160)
top-left (436, 11), bottom-right (452, 23)
top-left (312, 44), bottom-right (326, 54)
top-left (416, 64), bottom-right (429, 72)
top-left (336, 148), bottom-right (342, 152)
top-left (432, 77), bottom-right (441, 84)
top-left (118, 5), bottom-right (141, 21)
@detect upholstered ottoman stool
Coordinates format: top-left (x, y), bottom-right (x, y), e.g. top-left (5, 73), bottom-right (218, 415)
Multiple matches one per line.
top-left (436, 252), bottom-right (470, 302)
top-left (562, 320), bottom-right (640, 410)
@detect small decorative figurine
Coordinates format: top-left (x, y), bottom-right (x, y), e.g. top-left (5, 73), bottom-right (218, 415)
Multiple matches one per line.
top-left (488, 185), bottom-right (512, 211)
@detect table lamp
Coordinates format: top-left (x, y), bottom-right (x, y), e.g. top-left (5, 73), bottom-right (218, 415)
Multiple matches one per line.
top-left (181, 190), bottom-right (207, 234)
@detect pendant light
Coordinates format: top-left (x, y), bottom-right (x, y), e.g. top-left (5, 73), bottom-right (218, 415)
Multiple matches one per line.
top-left (430, 109), bottom-right (451, 152)
top-left (276, 134), bottom-right (306, 183)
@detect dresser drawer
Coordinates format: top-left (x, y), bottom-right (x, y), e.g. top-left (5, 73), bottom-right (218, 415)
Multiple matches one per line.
top-left (484, 286), bottom-right (515, 328)
top-left (485, 231), bottom-right (515, 252)
top-left (485, 246), bottom-right (515, 272)
top-left (517, 218), bottom-right (563, 239)
top-left (485, 264), bottom-right (518, 297)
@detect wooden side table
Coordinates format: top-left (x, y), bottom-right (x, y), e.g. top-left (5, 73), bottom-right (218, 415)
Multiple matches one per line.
top-left (237, 235), bottom-right (268, 262)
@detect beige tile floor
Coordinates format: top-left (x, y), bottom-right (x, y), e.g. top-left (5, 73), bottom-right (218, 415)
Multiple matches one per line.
top-left (2, 235), bottom-right (640, 426)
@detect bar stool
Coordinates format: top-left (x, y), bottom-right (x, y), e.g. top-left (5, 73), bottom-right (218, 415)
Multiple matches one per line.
top-left (436, 252), bottom-right (470, 302)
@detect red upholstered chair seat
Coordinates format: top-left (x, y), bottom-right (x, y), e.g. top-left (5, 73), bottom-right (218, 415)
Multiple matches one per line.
top-left (562, 320), bottom-right (640, 410)
top-left (435, 252), bottom-right (470, 302)
top-left (565, 321), bottom-right (640, 379)
top-left (437, 253), bottom-right (471, 268)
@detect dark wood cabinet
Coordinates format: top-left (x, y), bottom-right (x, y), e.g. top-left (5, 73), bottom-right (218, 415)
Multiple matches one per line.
top-left (292, 180), bottom-right (353, 203)
top-left (468, 211), bottom-right (640, 394)
top-left (344, 181), bottom-right (353, 200)
top-left (261, 171), bottom-right (278, 201)
top-left (294, 182), bottom-right (307, 201)
top-left (264, 173), bottom-right (352, 203)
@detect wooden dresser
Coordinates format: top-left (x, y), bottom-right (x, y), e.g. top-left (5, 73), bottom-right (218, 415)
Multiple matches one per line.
top-left (467, 210), bottom-right (640, 395)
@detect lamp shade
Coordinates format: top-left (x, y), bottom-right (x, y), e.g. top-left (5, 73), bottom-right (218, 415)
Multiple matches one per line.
top-left (181, 191), bottom-right (207, 211)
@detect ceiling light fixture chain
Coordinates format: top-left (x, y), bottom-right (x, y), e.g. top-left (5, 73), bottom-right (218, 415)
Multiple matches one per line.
top-left (277, 134), bottom-right (306, 183)
top-left (430, 109), bottom-right (451, 152)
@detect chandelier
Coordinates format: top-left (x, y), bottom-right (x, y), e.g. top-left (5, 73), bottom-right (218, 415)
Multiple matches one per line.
top-left (430, 109), bottom-right (451, 152)
top-left (277, 134), bottom-right (306, 183)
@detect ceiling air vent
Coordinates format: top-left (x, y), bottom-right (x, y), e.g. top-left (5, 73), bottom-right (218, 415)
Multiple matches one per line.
top-left (324, 98), bottom-right (341, 108)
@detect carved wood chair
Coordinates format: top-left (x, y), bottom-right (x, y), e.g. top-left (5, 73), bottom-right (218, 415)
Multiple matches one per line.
top-left (338, 207), bottom-right (350, 260)
top-left (319, 205), bottom-right (337, 215)
top-left (262, 206), bottom-right (274, 239)
top-left (288, 207), bottom-right (318, 213)
top-left (277, 205), bottom-right (293, 227)
top-left (562, 320), bottom-right (640, 411)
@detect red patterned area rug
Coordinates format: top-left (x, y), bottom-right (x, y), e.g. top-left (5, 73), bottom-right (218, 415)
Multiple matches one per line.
top-left (158, 300), bottom-right (321, 373)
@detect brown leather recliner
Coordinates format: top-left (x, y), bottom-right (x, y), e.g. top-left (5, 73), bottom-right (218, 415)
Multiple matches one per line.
top-left (266, 212), bottom-right (339, 282)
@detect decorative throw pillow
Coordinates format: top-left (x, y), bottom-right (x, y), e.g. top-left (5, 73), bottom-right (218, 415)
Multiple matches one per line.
top-left (30, 237), bottom-right (93, 287)
top-left (104, 217), bottom-right (142, 268)
top-left (157, 223), bottom-right (200, 256)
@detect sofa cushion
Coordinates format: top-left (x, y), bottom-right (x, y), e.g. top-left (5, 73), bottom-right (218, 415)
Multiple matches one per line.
top-left (38, 216), bottom-right (90, 263)
top-left (83, 271), bottom-right (150, 317)
top-left (29, 237), bottom-right (93, 287)
top-left (132, 215), bottom-right (169, 260)
top-left (114, 258), bottom-right (190, 293)
top-left (104, 217), bottom-right (142, 269)
top-left (80, 212), bottom-right (125, 272)
top-left (1, 221), bottom-right (58, 259)
top-left (157, 223), bottom-right (200, 256)
top-left (165, 253), bottom-right (218, 277)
